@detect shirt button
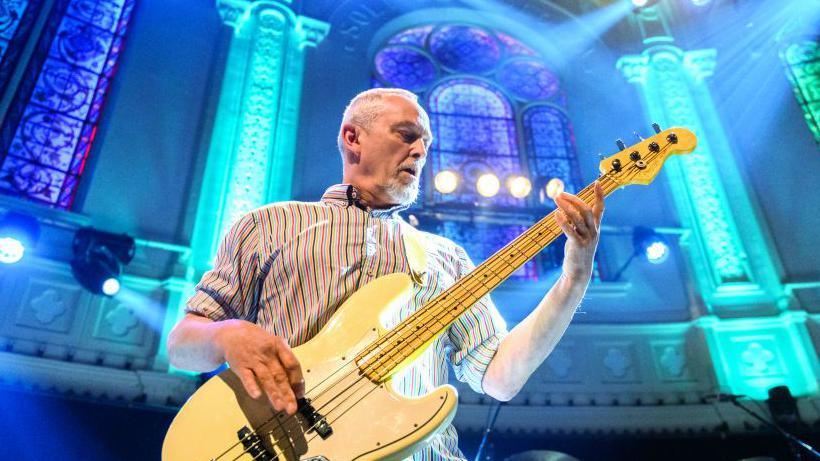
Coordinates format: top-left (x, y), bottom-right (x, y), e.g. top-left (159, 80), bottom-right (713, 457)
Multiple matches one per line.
top-left (367, 271), bottom-right (374, 277)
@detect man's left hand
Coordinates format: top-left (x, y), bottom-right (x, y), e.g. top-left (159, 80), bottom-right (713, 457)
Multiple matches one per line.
top-left (554, 181), bottom-right (605, 281)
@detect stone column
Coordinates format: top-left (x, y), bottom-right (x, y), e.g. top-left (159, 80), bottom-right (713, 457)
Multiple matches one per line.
top-left (617, 13), bottom-right (817, 398)
top-left (158, 0), bottom-right (328, 373)
top-left (190, 0), bottom-right (329, 272)
top-left (617, 46), bottom-right (783, 316)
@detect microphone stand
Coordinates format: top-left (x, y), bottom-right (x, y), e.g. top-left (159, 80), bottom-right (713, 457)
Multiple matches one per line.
top-left (726, 397), bottom-right (820, 460)
top-left (475, 401), bottom-right (503, 461)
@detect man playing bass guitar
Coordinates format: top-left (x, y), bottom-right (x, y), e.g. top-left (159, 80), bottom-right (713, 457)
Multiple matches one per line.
top-left (167, 88), bottom-right (605, 460)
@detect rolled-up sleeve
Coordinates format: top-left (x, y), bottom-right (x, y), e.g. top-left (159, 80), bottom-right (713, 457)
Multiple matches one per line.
top-left (446, 244), bottom-right (508, 394)
top-left (186, 213), bottom-right (260, 322)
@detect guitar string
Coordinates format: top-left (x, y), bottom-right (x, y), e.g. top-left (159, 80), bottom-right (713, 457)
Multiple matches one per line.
top-left (217, 144), bottom-right (671, 460)
top-left (220, 169), bottom-right (625, 461)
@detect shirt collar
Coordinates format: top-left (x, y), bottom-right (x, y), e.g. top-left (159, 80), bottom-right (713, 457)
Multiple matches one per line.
top-left (320, 184), bottom-right (410, 219)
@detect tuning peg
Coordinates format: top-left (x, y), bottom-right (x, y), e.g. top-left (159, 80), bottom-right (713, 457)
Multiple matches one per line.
top-left (616, 139), bottom-right (626, 150)
top-left (652, 123), bottom-right (661, 134)
top-left (633, 131), bottom-right (644, 141)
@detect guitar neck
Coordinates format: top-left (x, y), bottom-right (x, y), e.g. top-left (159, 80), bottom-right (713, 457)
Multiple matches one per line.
top-left (357, 174), bottom-right (622, 381)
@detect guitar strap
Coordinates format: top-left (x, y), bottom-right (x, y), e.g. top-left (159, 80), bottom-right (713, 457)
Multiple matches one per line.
top-left (399, 218), bottom-right (428, 287)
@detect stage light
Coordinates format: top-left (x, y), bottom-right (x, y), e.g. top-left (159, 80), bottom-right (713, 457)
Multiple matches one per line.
top-left (633, 226), bottom-right (669, 264)
top-left (506, 175), bottom-right (532, 198)
top-left (545, 178), bottom-right (565, 200)
top-left (0, 211), bottom-right (40, 264)
top-left (71, 227), bottom-right (135, 296)
top-left (691, 0), bottom-right (711, 5)
top-left (434, 170), bottom-right (459, 194)
top-left (631, 0), bottom-right (661, 10)
top-left (612, 226), bottom-right (670, 280)
top-left (102, 278), bottom-right (121, 296)
top-left (476, 173), bottom-right (500, 197)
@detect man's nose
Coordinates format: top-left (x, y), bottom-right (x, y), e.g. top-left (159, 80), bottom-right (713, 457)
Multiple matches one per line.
top-left (411, 138), bottom-right (428, 160)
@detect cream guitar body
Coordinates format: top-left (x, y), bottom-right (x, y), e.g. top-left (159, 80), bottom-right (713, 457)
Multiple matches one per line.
top-left (162, 273), bottom-right (458, 461)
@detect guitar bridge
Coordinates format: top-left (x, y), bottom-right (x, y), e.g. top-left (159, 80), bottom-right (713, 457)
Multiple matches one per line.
top-left (298, 397), bottom-right (333, 440)
top-left (237, 426), bottom-right (277, 461)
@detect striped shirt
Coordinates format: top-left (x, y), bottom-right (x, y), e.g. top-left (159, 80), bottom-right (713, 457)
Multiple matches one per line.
top-left (187, 183), bottom-right (508, 460)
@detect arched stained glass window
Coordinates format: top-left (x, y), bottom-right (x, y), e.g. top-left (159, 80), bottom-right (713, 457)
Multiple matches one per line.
top-left (372, 24), bottom-right (586, 280)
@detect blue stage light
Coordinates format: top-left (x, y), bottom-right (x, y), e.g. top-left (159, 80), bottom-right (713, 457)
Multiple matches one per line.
top-left (71, 227), bottom-right (135, 296)
top-left (633, 226), bottom-right (670, 264)
top-left (0, 237), bottom-right (25, 264)
top-left (0, 212), bottom-right (40, 264)
top-left (102, 277), bottom-right (121, 296)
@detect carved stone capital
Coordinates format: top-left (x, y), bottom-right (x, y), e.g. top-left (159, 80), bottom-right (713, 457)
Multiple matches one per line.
top-left (295, 16), bottom-right (330, 49)
top-left (616, 54), bottom-right (649, 85)
top-left (683, 49), bottom-right (717, 82)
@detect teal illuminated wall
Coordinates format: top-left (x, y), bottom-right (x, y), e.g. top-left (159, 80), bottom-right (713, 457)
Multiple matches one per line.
top-left (617, 6), bottom-right (817, 399)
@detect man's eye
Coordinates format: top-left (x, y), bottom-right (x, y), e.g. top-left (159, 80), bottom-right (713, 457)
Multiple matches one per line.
top-left (401, 132), bottom-right (417, 142)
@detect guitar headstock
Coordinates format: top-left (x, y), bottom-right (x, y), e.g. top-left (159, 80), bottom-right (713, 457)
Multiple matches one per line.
top-left (599, 126), bottom-right (697, 186)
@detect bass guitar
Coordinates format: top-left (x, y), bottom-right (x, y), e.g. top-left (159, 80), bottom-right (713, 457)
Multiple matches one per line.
top-left (162, 126), bottom-right (697, 460)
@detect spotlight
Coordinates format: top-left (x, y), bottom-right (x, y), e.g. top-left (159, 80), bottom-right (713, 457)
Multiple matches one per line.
top-left (434, 170), bottom-right (459, 194)
top-left (612, 226), bottom-right (670, 280)
top-left (506, 175), bottom-right (532, 199)
top-left (71, 227), bottom-right (135, 296)
top-left (633, 226), bottom-right (669, 264)
top-left (0, 211), bottom-right (40, 264)
top-left (545, 178), bottom-right (565, 200)
top-left (476, 173), bottom-right (500, 197)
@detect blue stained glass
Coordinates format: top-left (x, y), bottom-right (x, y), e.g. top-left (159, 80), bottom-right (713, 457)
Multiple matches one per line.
top-left (50, 16), bottom-right (113, 73)
top-left (497, 59), bottom-right (559, 101)
top-left (374, 45), bottom-right (437, 91)
top-left (387, 25), bottom-right (432, 47)
top-left (496, 32), bottom-right (536, 57)
top-left (429, 26), bottom-right (501, 73)
top-left (67, 0), bottom-right (124, 33)
top-left (524, 106), bottom-right (582, 195)
top-left (0, 156), bottom-right (67, 203)
top-left (31, 61), bottom-right (98, 118)
top-left (0, 0), bottom-right (135, 209)
top-left (374, 24), bottom-right (586, 279)
top-left (435, 220), bottom-right (538, 280)
top-left (0, 1), bottom-right (30, 41)
top-left (428, 80), bottom-right (524, 206)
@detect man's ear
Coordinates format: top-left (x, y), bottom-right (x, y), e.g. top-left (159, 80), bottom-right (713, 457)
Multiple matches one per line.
top-left (341, 123), bottom-right (361, 164)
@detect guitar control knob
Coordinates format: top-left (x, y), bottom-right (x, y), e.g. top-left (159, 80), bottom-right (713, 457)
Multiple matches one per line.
top-left (652, 123), bottom-right (661, 134)
top-left (629, 151), bottom-right (641, 161)
top-left (611, 158), bottom-right (622, 172)
top-left (648, 141), bottom-right (660, 152)
top-left (616, 139), bottom-right (626, 150)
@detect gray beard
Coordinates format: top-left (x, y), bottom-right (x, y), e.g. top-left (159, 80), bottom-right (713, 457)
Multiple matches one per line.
top-left (384, 177), bottom-right (420, 206)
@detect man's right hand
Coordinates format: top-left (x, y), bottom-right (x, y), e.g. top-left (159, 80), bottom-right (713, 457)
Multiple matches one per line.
top-left (214, 319), bottom-right (305, 415)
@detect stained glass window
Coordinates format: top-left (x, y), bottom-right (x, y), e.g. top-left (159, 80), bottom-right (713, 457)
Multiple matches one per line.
top-left (781, 40), bottom-right (820, 143)
top-left (0, 0), bottom-right (136, 209)
top-left (0, 0), bottom-right (44, 95)
top-left (372, 24), bottom-right (583, 280)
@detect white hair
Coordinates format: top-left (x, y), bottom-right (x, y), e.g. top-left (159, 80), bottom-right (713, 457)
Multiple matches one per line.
top-left (337, 88), bottom-right (428, 156)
